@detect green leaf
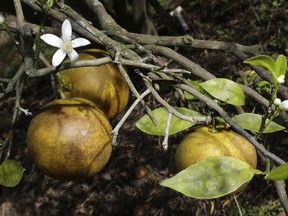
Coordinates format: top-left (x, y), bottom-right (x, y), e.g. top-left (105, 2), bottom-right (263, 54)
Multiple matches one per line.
top-left (275, 55), bottom-right (287, 78)
top-left (184, 79), bottom-right (203, 100)
top-left (0, 160), bottom-right (25, 187)
top-left (199, 78), bottom-right (245, 106)
top-left (135, 107), bottom-right (202, 136)
top-left (160, 156), bottom-right (256, 199)
top-left (232, 113), bottom-right (285, 133)
top-left (244, 55), bottom-right (275, 75)
top-left (256, 80), bottom-right (272, 94)
top-left (267, 163), bottom-right (288, 181)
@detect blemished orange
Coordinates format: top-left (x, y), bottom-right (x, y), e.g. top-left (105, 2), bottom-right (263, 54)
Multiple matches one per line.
top-left (27, 98), bottom-right (112, 181)
top-left (175, 126), bottom-right (257, 171)
top-left (57, 49), bottom-right (129, 119)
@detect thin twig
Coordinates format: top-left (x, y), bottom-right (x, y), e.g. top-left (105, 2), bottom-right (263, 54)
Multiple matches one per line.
top-left (142, 75), bottom-right (210, 124)
top-left (82, 0), bottom-right (125, 32)
top-left (162, 112), bottom-right (172, 151)
top-left (120, 58), bottom-right (162, 70)
top-left (111, 89), bottom-right (151, 146)
top-left (0, 18), bottom-right (22, 56)
top-left (28, 56), bottom-right (113, 77)
top-left (117, 64), bottom-right (157, 125)
top-left (14, 0), bottom-right (25, 24)
top-left (3, 18), bottom-right (58, 35)
top-left (0, 78), bottom-right (10, 83)
top-left (0, 75), bottom-right (26, 161)
top-left (14, 0), bottom-right (33, 56)
top-left (274, 180), bottom-right (288, 215)
top-left (0, 63), bottom-right (26, 99)
top-left (30, 56), bottom-right (191, 78)
top-left (107, 31), bottom-right (261, 56)
top-left (233, 195), bottom-right (243, 216)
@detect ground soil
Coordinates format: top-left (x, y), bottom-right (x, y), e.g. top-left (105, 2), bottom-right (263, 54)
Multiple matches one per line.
top-left (0, 0), bottom-right (288, 215)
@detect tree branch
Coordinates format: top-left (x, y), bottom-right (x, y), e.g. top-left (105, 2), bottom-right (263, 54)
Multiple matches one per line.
top-left (145, 45), bottom-right (271, 108)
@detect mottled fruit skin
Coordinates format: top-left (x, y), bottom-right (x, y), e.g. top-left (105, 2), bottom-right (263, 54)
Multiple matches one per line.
top-left (175, 127), bottom-right (257, 171)
top-left (27, 98), bottom-right (112, 181)
top-left (58, 49), bottom-right (130, 119)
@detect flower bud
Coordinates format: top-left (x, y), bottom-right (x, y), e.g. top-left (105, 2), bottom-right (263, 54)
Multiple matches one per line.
top-left (279, 100), bottom-right (288, 111)
top-left (277, 75), bottom-right (285, 84)
top-left (273, 98), bottom-right (281, 106)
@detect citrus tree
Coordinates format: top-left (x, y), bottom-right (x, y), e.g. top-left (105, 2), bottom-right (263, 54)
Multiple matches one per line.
top-left (0, 0), bottom-right (288, 214)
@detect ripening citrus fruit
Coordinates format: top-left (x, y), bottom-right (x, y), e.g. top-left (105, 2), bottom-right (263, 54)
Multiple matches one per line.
top-left (27, 98), bottom-right (112, 181)
top-left (57, 49), bottom-right (129, 119)
top-left (175, 126), bottom-right (257, 171)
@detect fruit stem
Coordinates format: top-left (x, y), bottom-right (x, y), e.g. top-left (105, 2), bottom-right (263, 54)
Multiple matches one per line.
top-left (54, 73), bottom-right (68, 99)
top-left (209, 117), bottom-right (218, 133)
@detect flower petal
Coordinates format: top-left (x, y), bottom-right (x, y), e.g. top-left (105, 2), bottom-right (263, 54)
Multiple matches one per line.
top-left (280, 100), bottom-right (288, 111)
top-left (62, 19), bottom-right (72, 39)
top-left (68, 49), bottom-right (79, 63)
top-left (40, 34), bottom-right (62, 48)
top-left (72, 38), bottom-right (91, 48)
top-left (52, 49), bottom-right (67, 67)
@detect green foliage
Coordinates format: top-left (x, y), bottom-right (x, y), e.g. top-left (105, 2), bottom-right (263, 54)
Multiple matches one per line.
top-left (36, 0), bottom-right (54, 11)
top-left (135, 107), bottom-right (202, 136)
top-left (232, 113), bottom-right (285, 133)
top-left (244, 55), bottom-right (287, 81)
top-left (0, 160), bottom-right (25, 187)
top-left (267, 163), bottom-right (288, 181)
top-left (184, 79), bottom-right (203, 101)
top-left (244, 55), bottom-right (275, 75)
top-left (228, 200), bottom-right (284, 216)
top-left (257, 80), bottom-right (272, 94)
top-left (160, 156), bottom-right (260, 199)
top-left (275, 55), bottom-right (287, 78)
top-left (238, 69), bottom-right (258, 86)
top-left (272, 0), bottom-right (285, 8)
top-left (199, 78), bottom-right (245, 106)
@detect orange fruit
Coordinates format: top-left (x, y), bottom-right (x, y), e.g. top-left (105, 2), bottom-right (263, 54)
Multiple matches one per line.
top-left (175, 126), bottom-right (257, 171)
top-left (27, 98), bottom-right (112, 180)
top-left (57, 49), bottom-right (129, 119)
